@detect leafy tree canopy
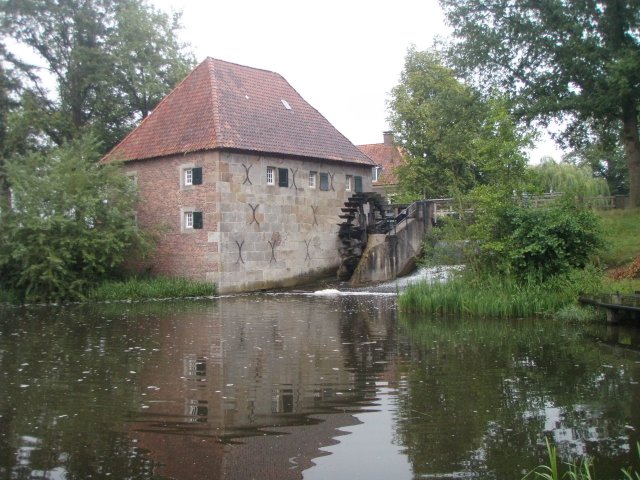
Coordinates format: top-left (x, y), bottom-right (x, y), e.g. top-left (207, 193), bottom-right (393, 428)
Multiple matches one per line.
top-left (0, 0), bottom-right (194, 153)
top-left (439, 0), bottom-right (640, 206)
top-left (388, 48), bottom-right (530, 200)
top-left (529, 158), bottom-right (611, 198)
top-left (0, 134), bottom-right (147, 302)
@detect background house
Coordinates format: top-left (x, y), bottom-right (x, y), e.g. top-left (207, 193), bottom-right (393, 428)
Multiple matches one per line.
top-left (357, 131), bottom-right (405, 201)
top-left (102, 57), bottom-right (375, 293)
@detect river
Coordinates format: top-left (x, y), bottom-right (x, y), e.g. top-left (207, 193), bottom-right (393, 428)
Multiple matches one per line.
top-left (1, 269), bottom-right (639, 479)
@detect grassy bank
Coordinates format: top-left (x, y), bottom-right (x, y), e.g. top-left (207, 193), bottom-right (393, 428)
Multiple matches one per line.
top-left (399, 268), bottom-right (602, 318)
top-left (0, 277), bottom-right (217, 305)
top-left (88, 277), bottom-right (217, 301)
top-left (400, 208), bottom-right (640, 318)
top-left (598, 208), bottom-right (640, 267)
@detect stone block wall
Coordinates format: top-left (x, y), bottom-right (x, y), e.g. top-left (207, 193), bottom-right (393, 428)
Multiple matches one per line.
top-left (126, 150), bottom-right (372, 293)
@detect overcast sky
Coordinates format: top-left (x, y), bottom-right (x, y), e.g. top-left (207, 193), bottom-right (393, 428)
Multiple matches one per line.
top-left (149, 0), bottom-right (451, 147)
top-left (17, 0), bottom-right (561, 161)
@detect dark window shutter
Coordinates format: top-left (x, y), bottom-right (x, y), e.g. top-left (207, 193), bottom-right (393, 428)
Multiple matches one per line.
top-left (355, 176), bottom-right (363, 193)
top-left (193, 211), bottom-right (203, 229)
top-left (192, 167), bottom-right (203, 185)
top-left (320, 173), bottom-right (329, 191)
top-left (278, 168), bottom-right (288, 187)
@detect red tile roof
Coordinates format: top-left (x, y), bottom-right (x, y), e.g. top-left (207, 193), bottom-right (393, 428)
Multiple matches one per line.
top-left (102, 58), bottom-right (374, 166)
top-left (357, 141), bottom-right (406, 186)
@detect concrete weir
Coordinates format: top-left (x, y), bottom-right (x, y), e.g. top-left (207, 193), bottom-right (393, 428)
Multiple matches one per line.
top-left (348, 201), bottom-right (433, 286)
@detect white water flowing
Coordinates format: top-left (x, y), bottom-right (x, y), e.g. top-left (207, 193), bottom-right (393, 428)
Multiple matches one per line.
top-left (310, 265), bottom-right (463, 296)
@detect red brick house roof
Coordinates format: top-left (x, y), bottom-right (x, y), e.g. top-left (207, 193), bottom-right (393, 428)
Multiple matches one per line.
top-left (357, 133), bottom-right (406, 186)
top-left (102, 57), bottom-right (374, 166)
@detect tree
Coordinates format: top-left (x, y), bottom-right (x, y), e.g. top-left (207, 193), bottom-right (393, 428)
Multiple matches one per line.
top-left (439, 0), bottom-right (640, 206)
top-left (93, 0), bottom-right (194, 149)
top-left (0, 134), bottom-right (147, 302)
top-left (0, 0), bottom-right (194, 151)
top-left (563, 131), bottom-right (629, 195)
top-left (388, 48), bottom-right (529, 199)
top-left (530, 159), bottom-right (611, 197)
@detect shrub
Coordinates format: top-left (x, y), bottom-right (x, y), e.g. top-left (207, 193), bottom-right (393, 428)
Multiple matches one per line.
top-left (0, 135), bottom-right (148, 303)
top-left (470, 196), bottom-right (603, 281)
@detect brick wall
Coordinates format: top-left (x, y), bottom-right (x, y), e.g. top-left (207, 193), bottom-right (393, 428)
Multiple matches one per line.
top-left (126, 150), bottom-right (372, 293)
top-left (125, 151), bottom-right (220, 280)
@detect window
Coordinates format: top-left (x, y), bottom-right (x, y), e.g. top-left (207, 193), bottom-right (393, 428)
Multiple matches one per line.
top-left (309, 171), bottom-right (317, 188)
top-left (184, 211), bottom-right (203, 230)
top-left (182, 166), bottom-right (202, 187)
top-left (372, 166), bottom-right (381, 183)
top-left (354, 176), bottom-right (363, 193)
top-left (278, 167), bottom-right (289, 187)
top-left (267, 166), bottom-right (275, 185)
top-left (345, 175), bottom-right (352, 191)
top-left (319, 172), bottom-right (329, 191)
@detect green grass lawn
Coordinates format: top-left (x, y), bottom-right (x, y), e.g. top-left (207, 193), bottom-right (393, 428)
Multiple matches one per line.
top-left (597, 208), bottom-right (640, 292)
top-left (598, 208), bottom-right (640, 267)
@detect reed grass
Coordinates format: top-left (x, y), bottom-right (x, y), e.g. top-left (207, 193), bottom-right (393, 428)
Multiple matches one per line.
top-left (88, 276), bottom-right (216, 301)
top-left (398, 268), bottom-right (602, 318)
top-left (522, 439), bottom-right (639, 480)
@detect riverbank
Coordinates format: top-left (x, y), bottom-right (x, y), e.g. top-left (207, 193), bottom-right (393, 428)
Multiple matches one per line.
top-left (399, 208), bottom-right (640, 319)
top-left (0, 276), bottom-right (216, 305)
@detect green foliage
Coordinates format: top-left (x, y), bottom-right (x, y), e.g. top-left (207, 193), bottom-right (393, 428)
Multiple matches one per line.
top-left (623, 445), bottom-right (640, 480)
top-left (0, 0), bottom-right (194, 152)
top-left (88, 277), bottom-right (216, 301)
top-left (469, 196), bottom-right (604, 280)
top-left (505, 203), bottom-right (602, 280)
top-left (597, 208), bottom-right (640, 267)
top-left (530, 159), bottom-right (611, 197)
top-left (563, 132), bottom-right (629, 195)
top-left (398, 267), bottom-right (602, 318)
top-left (439, 0), bottom-right (640, 207)
top-left (522, 440), bottom-right (640, 480)
top-left (0, 135), bottom-right (147, 302)
top-left (388, 48), bottom-right (529, 199)
top-left (523, 438), bottom-right (595, 480)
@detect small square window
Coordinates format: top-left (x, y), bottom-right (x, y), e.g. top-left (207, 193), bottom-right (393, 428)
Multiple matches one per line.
top-left (267, 166), bottom-right (275, 185)
top-left (182, 167), bottom-right (202, 187)
top-left (184, 211), bottom-right (203, 230)
top-left (309, 171), bottom-right (317, 188)
top-left (345, 175), bottom-right (352, 191)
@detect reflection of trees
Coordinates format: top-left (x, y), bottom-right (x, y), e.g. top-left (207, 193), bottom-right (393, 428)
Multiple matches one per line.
top-left (0, 303), bottom-right (171, 479)
top-left (396, 315), bottom-right (640, 479)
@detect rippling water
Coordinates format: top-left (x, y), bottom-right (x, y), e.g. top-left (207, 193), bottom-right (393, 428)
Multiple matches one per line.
top-left (1, 271), bottom-right (639, 479)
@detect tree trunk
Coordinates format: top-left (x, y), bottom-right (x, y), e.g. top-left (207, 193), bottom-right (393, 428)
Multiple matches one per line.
top-left (622, 102), bottom-right (640, 208)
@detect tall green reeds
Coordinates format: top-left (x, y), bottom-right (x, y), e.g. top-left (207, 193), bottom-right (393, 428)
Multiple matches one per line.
top-left (398, 268), bottom-right (602, 318)
top-left (522, 439), bottom-right (640, 480)
top-left (88, 277), bottom-right (216, 301)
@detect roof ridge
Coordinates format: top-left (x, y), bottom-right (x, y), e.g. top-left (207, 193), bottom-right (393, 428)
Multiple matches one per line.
top-left (102, 57), bottom-right (374, 166)
top-left (206, 56), bottom-right (284, 78)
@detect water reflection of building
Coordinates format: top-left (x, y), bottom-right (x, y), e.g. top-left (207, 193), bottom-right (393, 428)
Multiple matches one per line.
top-left (130, 295), bottom-right (400, 479)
